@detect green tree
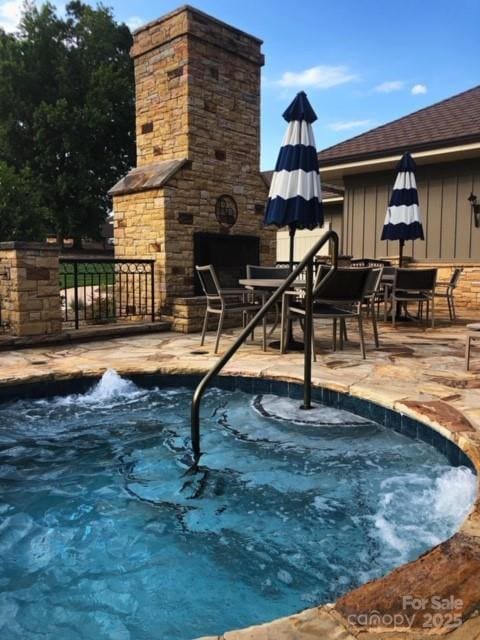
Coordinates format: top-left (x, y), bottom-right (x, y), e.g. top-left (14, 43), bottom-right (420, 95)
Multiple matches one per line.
top-left (0, 162), bottom-right (48, 240)
top-left (0, 1), bottom-right (135, 245)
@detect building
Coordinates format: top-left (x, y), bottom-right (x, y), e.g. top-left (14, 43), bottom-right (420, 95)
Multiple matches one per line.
top-left (318, 85), bottom-right (480, 264)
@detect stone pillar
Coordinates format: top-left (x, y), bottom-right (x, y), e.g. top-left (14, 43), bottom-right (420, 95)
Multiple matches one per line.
top-left (0, 242), bottom-right (62, 337)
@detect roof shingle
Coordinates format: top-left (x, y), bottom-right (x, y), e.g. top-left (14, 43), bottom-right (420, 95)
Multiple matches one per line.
top-left (318, 85), bottom-right (480, 166)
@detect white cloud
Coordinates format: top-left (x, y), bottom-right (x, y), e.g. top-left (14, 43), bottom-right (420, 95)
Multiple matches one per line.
top-left (328, 119), bottom-right (372, 132)
top-left (126, 16), bottom-right (144, 32)
top-left (374, 80), bottom-right (404, 93)
top-left (0, 0), bottom-right (23, 32)
top-left (411, 83), bottom-right (427, 95)
top-left (276, 65), bottom-right (357, 90)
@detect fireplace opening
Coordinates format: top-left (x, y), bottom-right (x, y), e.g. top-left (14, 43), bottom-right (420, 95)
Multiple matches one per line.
top-left (193, 232), bottom-right (260, 294)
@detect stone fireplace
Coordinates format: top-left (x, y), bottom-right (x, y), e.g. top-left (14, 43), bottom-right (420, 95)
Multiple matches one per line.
top-left (109, 5), bottom-right (275, 331)
top-left (193, 233), bottom-right (260, 294)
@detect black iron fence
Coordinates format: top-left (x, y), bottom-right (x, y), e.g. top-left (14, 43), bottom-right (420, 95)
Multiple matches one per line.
top-left (59, 259), bottom-right (155, 329)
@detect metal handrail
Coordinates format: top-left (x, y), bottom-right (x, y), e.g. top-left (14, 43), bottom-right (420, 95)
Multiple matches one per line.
top-left (190, 230), bottom-right (339, 469)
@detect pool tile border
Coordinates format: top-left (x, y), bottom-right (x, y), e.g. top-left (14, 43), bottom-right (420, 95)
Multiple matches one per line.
top-left (0, 371), bottom-right (474, 474)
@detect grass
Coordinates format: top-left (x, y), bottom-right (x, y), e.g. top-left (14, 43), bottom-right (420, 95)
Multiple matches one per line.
top-left (60, 263), bottom-right (115, 289)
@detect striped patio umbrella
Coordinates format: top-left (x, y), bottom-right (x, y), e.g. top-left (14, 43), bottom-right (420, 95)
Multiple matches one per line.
top-left (381, 152), bottom-right (424, 266)
top-left (264, 91), bottom-right (323, 270)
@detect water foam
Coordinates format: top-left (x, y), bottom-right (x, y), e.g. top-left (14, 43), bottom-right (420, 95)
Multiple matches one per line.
top-left (373, 466), bottom-right (477, 565)
top-left (83, 369), bottom-right (141, 402)
top-left (432, 467), bottom-right (477, 524)
top-left (254, 395), bottom-right (373, 426)
top-left (56, 369), bottom-right (145, 407)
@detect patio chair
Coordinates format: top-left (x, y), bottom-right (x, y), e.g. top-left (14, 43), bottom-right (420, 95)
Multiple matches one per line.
top-left (283, 267), bottom-right (371, 359)
top-left (362, 267), bottom-right (384, 348)
top-left (326, 267), bottom-right (383, 348)
top-left (465, 323), bottom-right (480, 370)
top-left (391, 268), bottom-right (437, 328)
top-left (380, 266), bottom-right (397, 320)
top-left (381, 266), bottom-right (396, 280)
top-left (196, 264), bottom-right (261, 354)
top-left (434, 268), bottom-right (462, 321)
top-left (277, 264), bottom-right (334, 348)
top-left (245, 264), bottom-right (290, 336)
top-left (314, 264), bottom-right (333, 291)
top-left (246, 265), bottom-right (290, 279)
top-left (246, 265), bottom-right (290, 298)
top-left (283, 263), bottom-right (332, 313)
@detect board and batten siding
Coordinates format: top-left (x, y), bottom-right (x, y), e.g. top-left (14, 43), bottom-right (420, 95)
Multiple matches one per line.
top-left (275, 203), bottom-right (343, 262)
top-left (343, 158), bottom-right (480, 262)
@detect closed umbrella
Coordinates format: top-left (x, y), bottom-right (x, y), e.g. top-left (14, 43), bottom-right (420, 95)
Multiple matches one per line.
top-left (264, 91), bottom-right (324, 271)
top-left (381, 152), bottom-right (424, 266)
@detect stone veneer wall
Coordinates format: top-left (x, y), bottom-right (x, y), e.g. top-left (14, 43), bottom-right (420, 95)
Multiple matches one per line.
top-left (0, 242), bottom-right (62, 336)
top-left (113, 189), bottom-right (168, 312)
top-left (112, 6), bottom-right (275, 332)
top-left (132, 11), bottom-right (189, 166)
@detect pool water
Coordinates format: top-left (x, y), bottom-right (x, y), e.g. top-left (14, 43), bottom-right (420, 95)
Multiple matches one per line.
top-left (0, 371), bottom-right (476, 640)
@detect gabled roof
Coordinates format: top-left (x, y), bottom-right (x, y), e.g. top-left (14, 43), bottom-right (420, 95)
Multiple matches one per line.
top-left (318, 85), bottom-right (480, 166)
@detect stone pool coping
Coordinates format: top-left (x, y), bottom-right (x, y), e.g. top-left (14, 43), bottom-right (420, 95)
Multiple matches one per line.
top-left (0, 322), bottom-right (480, 638)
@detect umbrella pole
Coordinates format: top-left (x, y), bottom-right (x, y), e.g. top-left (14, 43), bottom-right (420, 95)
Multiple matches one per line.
top-left (396, 239), bottom-right (409, 320)
top-left (285, 226), bottom-right (303, 349)
top-left (289, 227), bottom-right (295, 272)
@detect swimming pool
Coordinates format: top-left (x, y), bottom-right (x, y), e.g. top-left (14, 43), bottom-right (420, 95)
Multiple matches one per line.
top-left (0, 370), bottom-right (476, 640)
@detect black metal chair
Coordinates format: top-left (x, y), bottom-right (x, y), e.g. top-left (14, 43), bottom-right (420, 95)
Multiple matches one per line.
top-left (434, 268), bottom-right (462, 321)
top-left (465, 322), bottom-right (480, 370)
top-left (380, 266), bottom-right (397, 320)
top-left (313, 264), bottom-right (333, 291)
top-left (321, 267), bottom-right (383, 349)
top-left (246, 265), bottom-right (290, 297)
top-left (382, 266), bottom-right (397, 278)
top-left (284, 267), bottom-right (371, 359)
top-left (247, 265), bottom-right (290, 280)
top-left (245, 265), bottom-right (291, 342)
top-left (196, 264), bottom-right (261, 354)
top-left (391, 268), bottom-right (437, 328)
top-left (362, 267), bottom-right (384, 347)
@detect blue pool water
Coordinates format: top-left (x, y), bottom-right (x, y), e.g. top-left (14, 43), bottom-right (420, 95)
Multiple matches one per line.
top-left (0, 370), bottom-right (476, 640)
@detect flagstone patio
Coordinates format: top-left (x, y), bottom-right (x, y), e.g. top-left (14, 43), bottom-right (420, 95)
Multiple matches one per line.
top-left (1, 314), bottom-right (480, 639)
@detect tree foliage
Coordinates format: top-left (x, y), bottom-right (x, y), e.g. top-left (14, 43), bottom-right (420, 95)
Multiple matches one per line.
top-left (0, 162), bottom-right (48, 240)
top-left (0, 2), bottom-right (135, 244)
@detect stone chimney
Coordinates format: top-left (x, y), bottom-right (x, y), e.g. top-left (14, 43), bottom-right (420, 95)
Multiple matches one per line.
top-left (110, 5), bottom-right (275, 331)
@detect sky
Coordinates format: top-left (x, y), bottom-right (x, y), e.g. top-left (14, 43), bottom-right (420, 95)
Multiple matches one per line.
top-left (1, 0), bottom-right (479, 169)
